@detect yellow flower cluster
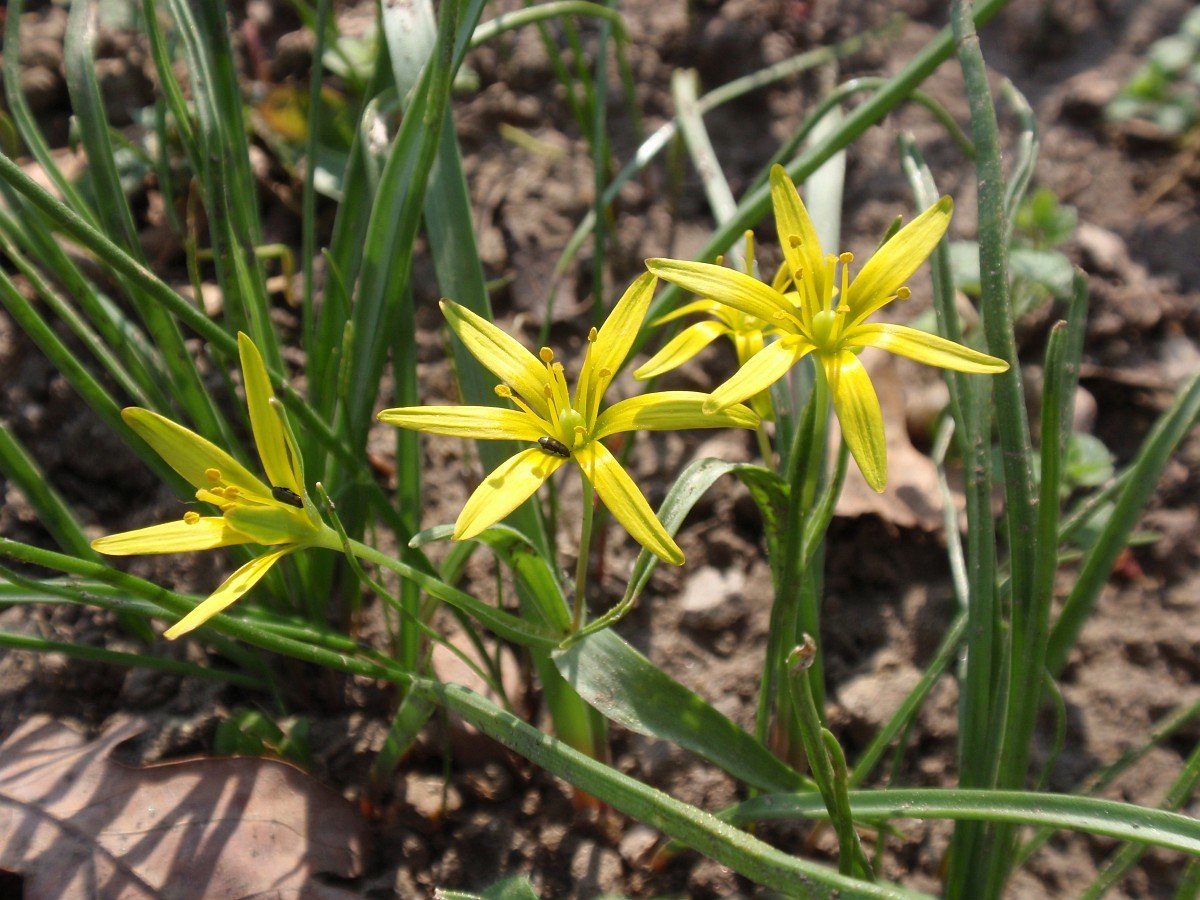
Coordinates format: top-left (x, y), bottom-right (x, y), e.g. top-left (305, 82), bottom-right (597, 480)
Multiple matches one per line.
top-left (92, 165), bottom-right (1005, 638)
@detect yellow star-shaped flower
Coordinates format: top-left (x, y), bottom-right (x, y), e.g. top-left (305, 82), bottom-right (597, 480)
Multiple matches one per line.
top-left (378, 274), bottom-right (760, 564)
top-left (92, 333), bottom-right (338, 639)
top-left (647, 165), bottom-right (1008, 492)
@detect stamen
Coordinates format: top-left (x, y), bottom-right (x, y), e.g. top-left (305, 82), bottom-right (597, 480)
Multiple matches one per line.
top-left (183, 511), bottom-right (200, 525)
top-left (587, 327), bottom-right (598, 342)
top-left (495, 384), bottom-right (513, 398)
top-left (839, 251), bottom-right (854, 264)
top-left (205, 467), bottom-right (221, 483)
top-left (597, 367), bottom-right (612, 380)
top-left (896, 286), bottom-right (911, 301)
top-left (543, 384), bottom-right (554, 400)
top-left (744, 230), bottom-right (755, 276)
top-left (539, 347), bottom-right (555, 364)
top-left (715, 254), bottom-right (725, 268)
top-left (223, 486), bottom-right (240, 499)
top-left (788, 234), bottom-right (802, 249)
top-left (840, 257), bottom-right (851, 310)
top-left (210, 487), bottom-right (227, 498)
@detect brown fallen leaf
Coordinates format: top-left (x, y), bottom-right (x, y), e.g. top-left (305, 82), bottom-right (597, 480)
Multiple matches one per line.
top-left (0, 716), bottom-right (367, 899)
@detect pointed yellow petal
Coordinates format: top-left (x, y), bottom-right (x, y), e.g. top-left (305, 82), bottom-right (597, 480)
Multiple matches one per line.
top-left (91, 517), bottom-right (248, 556)
top-left (455, 447), bottom-right (565, 540)
top-left (847, 323), bottom-right (1009, 373)
top-left (845, 196), bottom-right (952, 321)
top-left (577, 273), bottom-right (657, 419)
top-left (237, 332), bottom-right (300, 496)
top-left (164, 546), bottom-right (296, 639)
top-left (770, 165), bottom-right (825, 299)
top-left (575, 442), bottom-right (683, 565)
top-left (594, 391), bottom-right (759, 439)
top-left (122, 408), bottom-right (270, 498)
top-left (649, 298), bottom-right (721, 326)
top-left (645, 259), bottom-right (800, 331)
top-left (704, 337), bottom-right (812, 412)
top-left (633, 320), bottom-right (729, 380)
top-left (440, 300), bottom-right (550, 418)
top-left (823, 351), bottom-right (887, 493)
top-left (378, 406), bottom-right (548, 441)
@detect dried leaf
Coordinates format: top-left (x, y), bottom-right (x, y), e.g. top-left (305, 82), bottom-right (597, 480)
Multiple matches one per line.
top-left (0, 716), bottom-right (366, 898)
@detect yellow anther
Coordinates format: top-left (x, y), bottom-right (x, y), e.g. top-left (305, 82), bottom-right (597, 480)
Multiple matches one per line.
top-left (896, 286), bottom-right (911, 301)
top-left (223, 486), bottom-right (240, 499)
top-left (539, 347), bottom-right (555, 364)
top-left (715, 254), bottom-right (725, 268)
top-left (205, 467), bottom-right (221, 483)
top-left (597, 367), bottom-right (612, 379)
top-left (183, 511), bottom-right (200, 525)
top-left (788, 234), bottom-right (802, 249)
top-left (495, 384), bottom-right (513, 398)
top-left (544, 384), bottom-right (554, 399)
top-left (587, 327), bottom-right (598, 342)
top-left (839, 251), bottom-right (854, 264)
top-left (552, 362), bottom-right (565, 375)
top-left (209, 486), bottom-right (226, 498)
top-left (794, 268), bottom-right (805, 283)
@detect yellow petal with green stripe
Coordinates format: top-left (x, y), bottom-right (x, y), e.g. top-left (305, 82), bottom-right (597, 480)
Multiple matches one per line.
top-left (845, 196), bottom-right (952, 321)
top-left (90, 516), bottom-right (248, 555)
top-left (455, 447), bottom-right (566, 540)
top-left (649, 298), bottom-right (721, 327)
top-left (769, 165), bottom-right (825, 299)
top-left (594, 391), bottom-right (758, 440)
top-left (577, 273), bottom-right (656, 420)
top-left (164, 545), bottom-right (296, 639)
top-left (440, 300), bottom-right (550, 419)
top-left (633, 320), bottom-right (729, 380)
top-left (823, 351), bottom-right (887, 493)
top-left (378, 406), bottom-right (547, 441)
top-left (646, 259), bottom-right (797, 329)
top-left (704, 337), bottom-right (812, 413)
top-left (575, 441), bottom-right (683, 565)
top-left (238, 332), bottom-right (300, 496)
top-left (846, 323), bottom-right (1009, 373)
top-left (122, 408), bottom-right (270, 499)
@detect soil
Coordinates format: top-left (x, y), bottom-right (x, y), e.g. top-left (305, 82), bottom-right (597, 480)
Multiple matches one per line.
top-left (2, 0), bottom-right (1199, 897)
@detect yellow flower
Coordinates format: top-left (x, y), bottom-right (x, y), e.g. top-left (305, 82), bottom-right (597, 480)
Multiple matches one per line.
top-left (378, 274), bottom-right (760, 565)
top-left (647, 165), bottom-right (1008, 492)
top-left (92, 333), bottom-right (337, 639)
top-left (634, 232), bottom-right (789, 420)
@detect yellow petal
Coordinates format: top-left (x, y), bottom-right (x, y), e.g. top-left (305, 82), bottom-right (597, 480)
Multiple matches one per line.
top-left (704, 337), bottom-right (812, 413)
top-left (645, 259), bottom-right (799, 331)
top-left (649, 298), bottom-right (721, 326)
top-left (164, 546), bottom-right (296, 639)
top-left (633, 320), bottom-right (729, 380)
top-left (238, 332), bottom-right (300, 496)
top-left (845, 196), bottom-right (952, 322)
top-left (455, 447), bottom-right (566, 540)
top-left (770, 165), bottom-right (825, 300)
top-left (378, 405), bottom-right (547, 441)
top-left (91, 516), bottom-right (248, 556)
top-left (846, 323), bottom-right (1009, 373)
top-left (592, 391), bottom-right (753, 441)
top-left (577, 273), bottom-right (657, 420)
top-left (823, 351), bottom-right (887, 493)
top-left (594, 391), bottom-right (759, 439)
top-left (440, 300), bottom-right (550, 419)
top-left (122, 408), bottom-right (271, 499)
top-left (575, 442), bottom-right (683, 565)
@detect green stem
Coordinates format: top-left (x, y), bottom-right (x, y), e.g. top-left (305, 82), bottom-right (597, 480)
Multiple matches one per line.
top-left (572, 473), bottom-right (597, 631)
top-left (787, 637), bottom-right (873, 879)
top-left (755, 422), bottom-right (777, 473)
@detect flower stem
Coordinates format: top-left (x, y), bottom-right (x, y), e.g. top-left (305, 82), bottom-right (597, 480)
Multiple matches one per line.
top-left (755, 420), bottom-right (776, 472)
top-left (572, 473), bottom-right (597, 631)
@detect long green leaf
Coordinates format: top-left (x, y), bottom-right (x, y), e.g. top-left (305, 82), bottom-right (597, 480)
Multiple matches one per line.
top-left (730, 789), bottom-right (1200, 857)
top-left (554, 629), bottom-right (808, 795)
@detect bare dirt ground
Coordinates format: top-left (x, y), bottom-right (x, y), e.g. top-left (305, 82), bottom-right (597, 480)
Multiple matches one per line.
top-left (1, 0), bottom-right (1198, 896)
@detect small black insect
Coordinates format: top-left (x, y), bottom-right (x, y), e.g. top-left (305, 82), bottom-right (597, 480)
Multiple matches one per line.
top-left (537, 436), bottom-right (572, 458)
top-left (271, 486), bottom-right (304, 508)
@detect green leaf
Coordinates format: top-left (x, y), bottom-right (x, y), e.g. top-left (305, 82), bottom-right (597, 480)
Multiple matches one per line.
top-left (554, 629), bottom-right (807, 795)
top-left (730, 788), bottom-right (1200, 856)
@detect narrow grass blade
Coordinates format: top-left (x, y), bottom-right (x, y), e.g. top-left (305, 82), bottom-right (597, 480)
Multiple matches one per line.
top-left (731, 789), bottom-right (1200, 856)
top-left (1047, 371), bottom-right (1200, 674)
top-left (0, 424), bottom-right (94, 559)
